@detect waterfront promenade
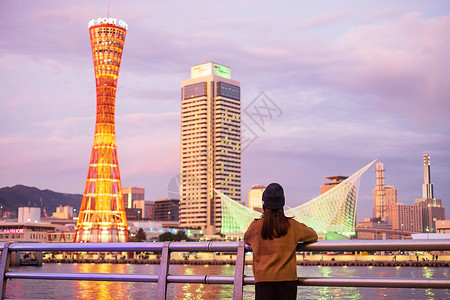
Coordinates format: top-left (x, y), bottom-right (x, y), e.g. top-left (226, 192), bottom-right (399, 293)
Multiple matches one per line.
top-left (2, 240), bottom-right (449, 300)
top-left (43, 252), bottom-right (450, 268)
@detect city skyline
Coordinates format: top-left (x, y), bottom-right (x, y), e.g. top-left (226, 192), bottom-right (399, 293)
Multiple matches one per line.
top-left (1, 1), bottom-right (449, 222)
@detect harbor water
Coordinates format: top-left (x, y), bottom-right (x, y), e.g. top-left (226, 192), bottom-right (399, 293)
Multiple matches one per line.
top-left (6, 263), bottom-right (449, 299)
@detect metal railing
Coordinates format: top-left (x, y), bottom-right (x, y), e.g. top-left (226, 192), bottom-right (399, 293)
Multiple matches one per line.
top-left (1, 239), bottom-right (450, 299)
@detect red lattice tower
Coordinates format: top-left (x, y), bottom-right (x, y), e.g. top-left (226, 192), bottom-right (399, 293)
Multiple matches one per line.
top-left (75, 18), bottom-right (129, 242)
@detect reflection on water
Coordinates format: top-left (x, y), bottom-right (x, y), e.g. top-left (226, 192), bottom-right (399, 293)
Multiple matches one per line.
top-left (5, 264), bottom-right (449, 299)
top-left (73, 264), bottom-right (131, 299)
top-left (421, 267), bottom-right (436, 300)
top-left (168, 264), bottom-right (236, 299)
top-left (423, 266), bottom-right (435, 278)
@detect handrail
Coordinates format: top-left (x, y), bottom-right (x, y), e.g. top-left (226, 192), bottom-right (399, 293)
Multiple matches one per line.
top-left (3, 239), bottom-right (450, 252)
top-left (0, 243), bottom-right (11, 298)
top-left (295, 239), bottom-right (450, 251)
top-left (0, 239), bottom-right (449, 300)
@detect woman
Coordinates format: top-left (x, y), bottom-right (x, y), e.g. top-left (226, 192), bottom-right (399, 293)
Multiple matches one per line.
top-left (244, 183), bottom-right (318, 300)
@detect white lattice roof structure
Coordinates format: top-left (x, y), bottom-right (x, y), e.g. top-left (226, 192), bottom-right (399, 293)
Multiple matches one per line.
top-left (218, 160), bottom-right (375, 239)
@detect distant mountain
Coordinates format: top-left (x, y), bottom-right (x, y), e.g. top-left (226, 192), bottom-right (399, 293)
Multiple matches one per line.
top-left (0, 185), bottom-right (82, 216)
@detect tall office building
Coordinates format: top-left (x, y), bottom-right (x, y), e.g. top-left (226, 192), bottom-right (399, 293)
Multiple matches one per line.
top-left (248, 185), bottom-right (265, 211)
top-left (180, 62), bottom-right (241, 235)
top-left (415, 154), bottom-right (445, 232)
top-left (373, 162), bottom-right (398, 220)
top-left (75, 17), bottom-right (129, 243)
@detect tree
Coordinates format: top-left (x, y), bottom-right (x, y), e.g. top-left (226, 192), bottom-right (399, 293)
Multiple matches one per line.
top-left (175, 230), bottom-right (192, 241)
top-left (158, 232), bottom-right (175, 242)
top-left (130, 228), bottom-right (146, 242)
top-left (158, 231), bottom-right (192, 242)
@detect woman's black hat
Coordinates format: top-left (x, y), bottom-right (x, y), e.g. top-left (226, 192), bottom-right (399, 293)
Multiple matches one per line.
top-left (262, 183), bottom-right (285, 209)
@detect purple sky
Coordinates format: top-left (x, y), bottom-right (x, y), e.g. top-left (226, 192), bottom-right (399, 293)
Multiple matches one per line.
top-left (1, 1), bottom-right (449, 221)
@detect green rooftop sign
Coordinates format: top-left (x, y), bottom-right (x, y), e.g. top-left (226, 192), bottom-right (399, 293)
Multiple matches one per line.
top-left (191, 63), bottom-right (231, 79)
top-left (212, 64), bottom-right (231, 79)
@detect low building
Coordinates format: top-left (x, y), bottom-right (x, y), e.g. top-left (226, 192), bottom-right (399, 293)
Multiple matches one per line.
top-left (18, 207), bottom-right (40, 223)
top-left (122, 187), bottom-right (145, 209)
top-left (411, 233), bottom-right (450, 239)
top-left (125, 208), bottom-right (143, 221)
top-left (435, 220), bottom-right (450, 234)
top-left (154, 199), bottom-right (180, 221)
top-left (356, 218), bottom-right (392, 240)
top-left (128, 220), bottom-right (185, 241)
top-left (0, 211), bottom-right (76, 242)
top-left (320, 175), bottom-right (348, 194)
top-left (133, 200), bottom-right (155, 219)
top-left (0, 221), bottom-right (58, 242)
top-left (49, 230), bottom-right (76, 243)
top-left (52, 205), bottom-right (74, 219)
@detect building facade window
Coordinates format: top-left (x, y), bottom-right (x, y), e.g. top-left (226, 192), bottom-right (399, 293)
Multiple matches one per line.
top-left (217, 82), bottom-right (240, 100)
top-left (183, 82), bottom-right (207, 99)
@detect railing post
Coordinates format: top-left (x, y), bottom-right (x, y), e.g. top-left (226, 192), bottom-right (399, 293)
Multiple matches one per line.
top-left (156, 241), bottom-right (171, 300)
top-left (0, 242), bottom-right (12, 300)
top-left (233, 241), bottom-right (245, 300)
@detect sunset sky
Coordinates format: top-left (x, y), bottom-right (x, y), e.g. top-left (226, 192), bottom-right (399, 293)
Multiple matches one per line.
top-left (1, 1), bottom-right (449, 220)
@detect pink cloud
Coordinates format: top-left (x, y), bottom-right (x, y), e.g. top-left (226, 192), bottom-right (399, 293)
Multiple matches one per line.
top-left (366, 8), bottom-right (403, 22)
top-left (297, 10), bottom-right (355, 29)
top-left (326, 12), bottom-right (450, 121)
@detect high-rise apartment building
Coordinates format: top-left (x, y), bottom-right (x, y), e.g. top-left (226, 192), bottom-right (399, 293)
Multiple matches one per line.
top-left (390, 204), bottom-right (423, 232)
top-left (415, 154), bottom-right (445, 232)
top-left (180, 62), bottom-right (241, 235)
top-left (373, 162), bottom-right (398, 220)
top-left (122, 187), bottom-right (145, 209)
top-left (248, 185), bottom-right (265, 211)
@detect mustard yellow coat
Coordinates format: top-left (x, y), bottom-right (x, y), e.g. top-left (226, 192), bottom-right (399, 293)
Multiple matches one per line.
top-left (244, 218), bottom-right (318, 282)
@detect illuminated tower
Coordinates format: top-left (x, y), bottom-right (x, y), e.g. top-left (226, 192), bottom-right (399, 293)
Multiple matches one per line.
top-left (75, 17), bottom-right (129, 243)
top-left (180, 62), bottom-right (241, 235)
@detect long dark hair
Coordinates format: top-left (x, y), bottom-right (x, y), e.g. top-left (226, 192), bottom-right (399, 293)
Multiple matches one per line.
top-left (261, 206), bottom-right (293, 240)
